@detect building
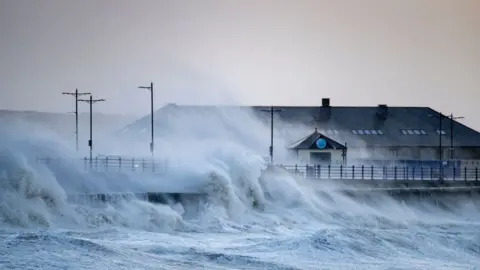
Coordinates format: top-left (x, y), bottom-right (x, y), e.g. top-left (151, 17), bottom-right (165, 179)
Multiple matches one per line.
top-left (118, 99), bottom-right (480, 166)
top-left (287, 128), bottom-right (347, 165)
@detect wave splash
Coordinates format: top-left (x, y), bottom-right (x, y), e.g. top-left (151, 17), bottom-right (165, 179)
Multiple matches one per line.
top-left (1, 140), bottom-right (480, 232)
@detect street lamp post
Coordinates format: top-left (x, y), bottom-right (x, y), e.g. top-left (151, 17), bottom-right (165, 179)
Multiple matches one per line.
top-left (429, 112), bottom-right (447, 181)
top-left (260, 106), bottom-right (283, 165)
top-left (449, 113), bottom-right (464, 160)
top-left (138, 82), bottom-right (155, 158)
top-left (78, 95), bottom-right (106, 167)
top-left (62, 89), bottom-right (91, 152)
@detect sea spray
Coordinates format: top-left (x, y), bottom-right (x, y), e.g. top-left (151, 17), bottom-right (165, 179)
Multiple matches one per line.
top-left (2, 150), bottom-right (480, 268)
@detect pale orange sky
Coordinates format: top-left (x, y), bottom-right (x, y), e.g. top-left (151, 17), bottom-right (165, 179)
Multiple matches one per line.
top-left (0, 0), bottom-right (479, 127)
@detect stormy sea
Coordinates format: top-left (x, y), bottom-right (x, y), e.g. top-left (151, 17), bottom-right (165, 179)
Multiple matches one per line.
top-left (1, 126), bottom-right (480, 270)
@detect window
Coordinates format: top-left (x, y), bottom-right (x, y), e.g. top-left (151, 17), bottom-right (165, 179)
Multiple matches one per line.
top-left (401, 129), bottom-right (428, 135)
top-left (351, 129), bottom-right (384, 135)
top-left (320, 129), bottom-right (338, 135)
top-left (436, 129), bottom-right (446, 135)
top-left (389, 149), bottom-right (398, 157)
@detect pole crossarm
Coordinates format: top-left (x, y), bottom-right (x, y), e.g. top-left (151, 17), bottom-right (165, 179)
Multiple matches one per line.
top-left (450, 114), bottom-right (464, 121)
top-left (259, 108), bottom-right (283, 113)
top-left (78, 98), bottom-right (106, 103)
top-left (62, 92), bottom-right (91, 96)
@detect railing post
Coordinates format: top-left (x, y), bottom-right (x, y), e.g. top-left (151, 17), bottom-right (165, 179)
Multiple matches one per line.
top-left (453, 167), bottom-right (456, 181)
top-left (84, 157), bottom-right (87, 171)
top-left (105, 157), bottom-right (109, 172)
top-left (383, 166), bottom-right (386, 179)
top-left (95, 157), bottom-right (98, 171)
top-left (420, 167), bottom-right (423, 180)
top-left (476, 167), bottom-right (478, 182)
top-left (328, 165), bottom-right (331, 179)
top-left (340, 165), bottom-right (343, 179)
top-left (430, 167), bottom-right (433, 180)
top-left (361, 165), bottom-right (364, 180)
top-left (371, 165), bottom-right (374, 180)
top-left (352, 165), bottom-right (355, 180)
top-left (394, 166), bottom-right (397, 180)
top-left (119, 157), bottom-right (122, 172)
top-left (464, 166), bottom-right (467, 182)
top-left (132, 158), bottom-right (135, 172)
top-left (295, 164), bottom-right (298, 174)
top-left (412, 167), bottom-right (415, 181)
top-left (318, 165), bottom-right (321, 179)
top-left (142, 159), bottom-right (145, 172)
top-left (305, 164), bottom-right (308, 179)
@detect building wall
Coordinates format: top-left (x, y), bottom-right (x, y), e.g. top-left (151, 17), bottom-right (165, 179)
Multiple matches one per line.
top-left (345, 146), bottom-right (476, 161)
top-left (344, 146), bottom-right (453, 161)
top-left (297, 149), bottom-right (344, 164)
top-left (294, 146), bottom-right (480, 165)
top-left (455, 148), bottom-right (480, 159)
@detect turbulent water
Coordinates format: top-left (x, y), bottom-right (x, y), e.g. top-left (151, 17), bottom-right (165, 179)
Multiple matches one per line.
top-left (1, 127), bottom-right (480, 269)
top-left (1, 155), bottom-right (480, 270)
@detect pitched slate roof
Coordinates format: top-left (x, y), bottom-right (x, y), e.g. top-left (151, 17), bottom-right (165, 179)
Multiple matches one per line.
top-left (288, 128), bottom-right (346, 150)
top-left (118, 104), bottom-right (480, 148)
top-left (250, 105), bottom-right (480, 148)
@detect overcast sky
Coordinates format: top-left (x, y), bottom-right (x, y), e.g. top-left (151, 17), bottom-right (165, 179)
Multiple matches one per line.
top-left (1, 0), bottom-right (479, 127)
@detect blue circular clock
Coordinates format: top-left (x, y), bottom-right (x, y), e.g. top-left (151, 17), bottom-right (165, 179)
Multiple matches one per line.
top-left (316, 138), bottom-right (327, 149)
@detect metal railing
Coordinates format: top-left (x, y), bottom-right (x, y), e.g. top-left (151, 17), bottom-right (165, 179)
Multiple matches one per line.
top-left (36, 157), bottom-right (171, 173)
top-left (279, 164), bottom-right (480, 181)
top-left (35, 156), bottom-right (480, 181)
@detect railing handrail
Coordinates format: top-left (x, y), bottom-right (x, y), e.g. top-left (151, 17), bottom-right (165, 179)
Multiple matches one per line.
top-left (34, 157), bottom-right (480, 181)
top-left (277, 163), bottom-right (480, 181)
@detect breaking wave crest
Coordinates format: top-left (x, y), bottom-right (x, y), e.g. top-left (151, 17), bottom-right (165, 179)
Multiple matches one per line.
top-left (1, 142), bottom-right (480, 233)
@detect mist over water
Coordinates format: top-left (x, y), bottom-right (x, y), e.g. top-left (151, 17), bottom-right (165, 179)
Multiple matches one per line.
top-left (1, 112), bottom-right (480, 269)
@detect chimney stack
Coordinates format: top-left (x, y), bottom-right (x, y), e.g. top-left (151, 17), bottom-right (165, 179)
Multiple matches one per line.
top-left (322, 98), bottom-right (330, 107)
top-left (319, 98), bottom-right (331, 121)
top-left (376, 104), bottom-right (388, 120)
